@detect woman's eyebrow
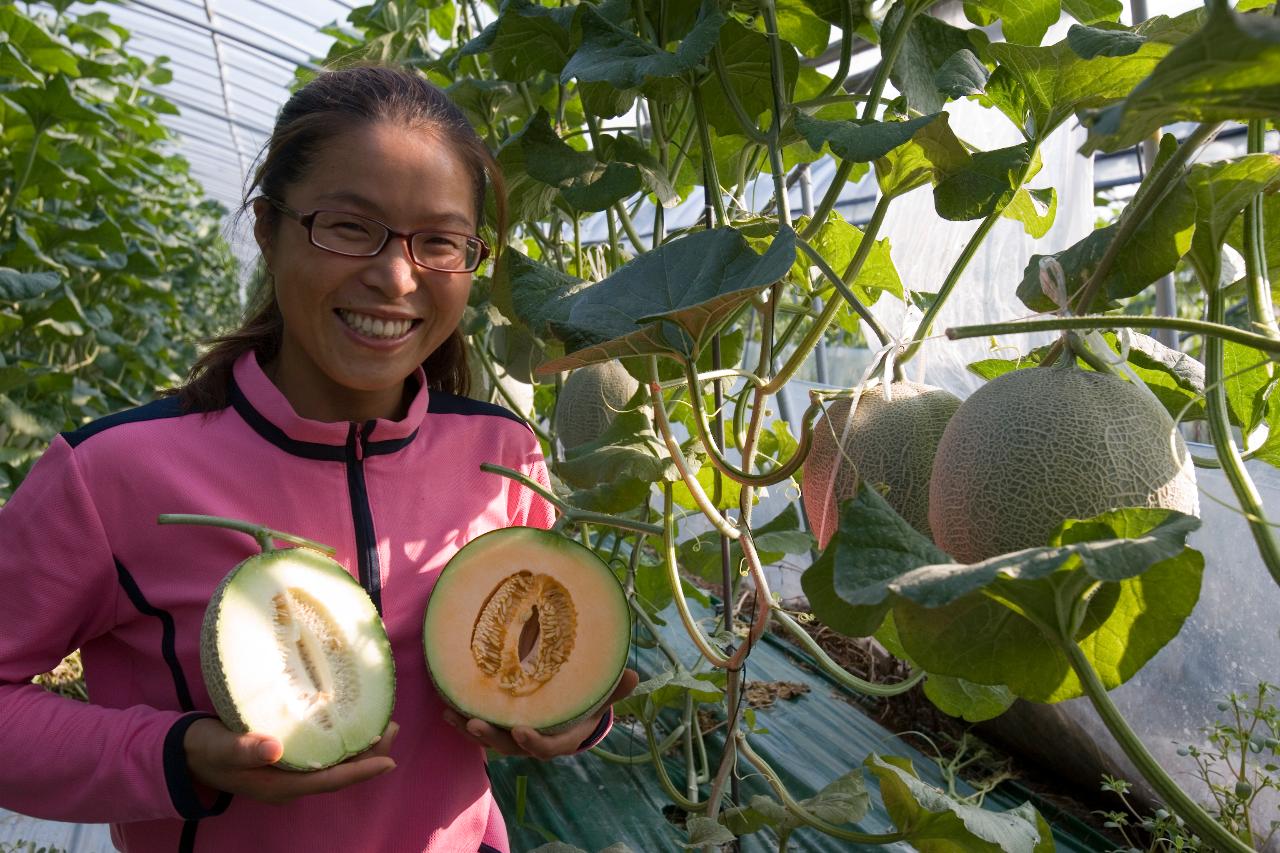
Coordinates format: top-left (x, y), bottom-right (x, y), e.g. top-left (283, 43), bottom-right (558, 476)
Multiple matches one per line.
top-left (312, 191), bottom-right (474, 229)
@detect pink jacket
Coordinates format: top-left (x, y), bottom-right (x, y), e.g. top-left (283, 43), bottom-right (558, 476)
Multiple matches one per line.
top-left (0, 352), bottom-right (602, 852)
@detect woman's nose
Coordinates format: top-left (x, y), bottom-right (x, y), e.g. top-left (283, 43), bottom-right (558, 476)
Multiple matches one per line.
top-left (367, 234), bottom-right (421, 297)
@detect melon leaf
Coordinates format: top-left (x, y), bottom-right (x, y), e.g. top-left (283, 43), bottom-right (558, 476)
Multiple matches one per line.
top-left (561, 1), bottom-right (722, 92)
top-left (554, 406), bottom-right (679, 490)
top-left (791, 212), bottom-right (903, 305)
top-left (508, 109), bottom-right (643, 213)
top-left (536, 225), bottom-right (796, 372)
top-left (1184, 153), bottom-right (1280, 291)
top-left (456, 0), bottom-right (575, 80)
top-left (1081, 1), bottom-right (1280, 154)
top-left (873, 111), bottom-right (969, 200)
top-left (922, 674), bottom-right (1017, 723)
top-left (682, 815), bottom-right (738, 849)
top-left (679, 503), bottom-right (813, 583)
top-left (865, 754), bottom-right (1054, 852)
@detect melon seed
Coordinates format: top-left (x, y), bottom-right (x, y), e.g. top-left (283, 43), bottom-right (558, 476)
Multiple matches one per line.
top-left (471, 571), bottom-right (577, 696)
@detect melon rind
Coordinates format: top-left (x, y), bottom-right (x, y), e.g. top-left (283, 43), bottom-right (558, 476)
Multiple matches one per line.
top-left (200, 547), bottom-right (395, 772)
top-left (802, 381), bottom-right (961, 547)
top-left (927, 365), bottom-right (1200, 564)
top-left (423, 527), bottom-right (630, 735)
top-left (553, 361), bottom-right (639, 451)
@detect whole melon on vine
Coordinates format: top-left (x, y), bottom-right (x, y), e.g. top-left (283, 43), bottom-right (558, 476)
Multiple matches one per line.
top-left (554, 361), bottom-right (639, 450)
top-left (803, 381), bottom-right (962, 547)
top-left (928, 365), bottom-right (1199, 564)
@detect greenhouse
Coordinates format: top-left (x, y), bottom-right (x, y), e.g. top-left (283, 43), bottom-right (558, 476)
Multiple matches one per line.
top-left (1, 1), bottom-right (1278, 852)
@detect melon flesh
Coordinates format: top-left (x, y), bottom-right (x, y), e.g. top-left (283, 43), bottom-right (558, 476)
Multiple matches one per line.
top-left (554, 361), bottom-right (639, 450)
top-left (803, 381), bottom-right (961, 547)
top-left (201, 548), bottom-right (395, 771)
top-left (928, 365), bottom-right (1200, 563)
top-left (424, 527), bottom-right (630, 734)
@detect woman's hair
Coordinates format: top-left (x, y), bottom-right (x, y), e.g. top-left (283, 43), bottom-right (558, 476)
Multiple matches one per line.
top-left (174, 65), bottom-right (505, 411)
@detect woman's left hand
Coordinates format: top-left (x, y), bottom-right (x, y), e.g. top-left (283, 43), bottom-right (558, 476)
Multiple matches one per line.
top-left (443, 668), bottom-right (639, 760)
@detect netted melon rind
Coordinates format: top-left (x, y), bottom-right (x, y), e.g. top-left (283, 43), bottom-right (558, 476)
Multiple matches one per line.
top-left (553, 361), bottom-right (639, 450)
top-left (927, 366), bottom-right (1200, 564)
top-left (802, 381), bottom-right (961, 547)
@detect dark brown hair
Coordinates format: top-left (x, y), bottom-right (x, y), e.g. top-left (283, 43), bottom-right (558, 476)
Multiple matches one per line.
top-left (174, 65), bottom-right (506, 411)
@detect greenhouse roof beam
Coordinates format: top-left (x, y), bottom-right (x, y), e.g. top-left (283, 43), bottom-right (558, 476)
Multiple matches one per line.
top-left (202, 0), bottom-right (250, 187)
top-left (121, 0), bottom-right (322, 71)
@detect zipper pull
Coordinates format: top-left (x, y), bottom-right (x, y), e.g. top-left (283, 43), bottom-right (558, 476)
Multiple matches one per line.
top-left (352, 423), bottom-right (365, 461)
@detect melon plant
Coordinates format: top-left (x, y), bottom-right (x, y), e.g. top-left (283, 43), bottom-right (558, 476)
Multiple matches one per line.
top-left (160, 514), bottom-right (395, 771)
top-left (803, 381), bottom-right (961, 547)
top-left (553, 361), bottom-right (639, 450)
top-left (423, 526), bottom-right (630, 734)
top-left (928, 365), bottom-right (1200, 563)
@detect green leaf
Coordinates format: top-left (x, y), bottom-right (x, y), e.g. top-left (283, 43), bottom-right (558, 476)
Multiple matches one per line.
top-left (679, 503), bottom-right (813, 583)
top-left (934, 49), bottom-right (990, 98)
top-left (1184, 153), bottom-right (1280, 287)
top-left (795, 112), bottom-right (943, 164)
top-left (740, 771), bottom-right (870, 836)
top-left (795, 212), bottom-right (903, 305)
top-left (886, 10), bottom-right (991, 114)
top-left (1067, 23), bottom-right (1146, 59)
top-left (923, 675), bottom-right (1017, 723)
top-left (600, 133), bottom-right (679, 208)
top-left (0, 7), bottom-right (79, 76)
top-left (0, 312), bottom-right (22, 340)
top-left (537, 226), bottom-right (796, 372)
top-left (873, 112), bottom-right (970, 199)
top-left (800, 485), bottom-right (951, 638)
top-left (1082, 2), bottom-right (1280, 154)
top-left (1001, 186), bottom-right (1058, 238)
top-left (1223, 340), bottom-right (1275, 435)
top-left (988, 29), bottom-right (1176, 140)
top-left (933, 142), bottom-right (1034, 222)
top-left (0, 268), bottom-right (60, 301)
top-left (702, 19), bottom-right (796, 138)
top-left (892, 510), bottom-right (1203, 702)
top-left (554, 406), bottom-right (678, 490)
top-left (1061, 0), bottom-right (1124, 25)
top-left (683, 815), bottom-right (738, 849)
top-left (561, 1), bottom-right (724, 90)
top-left (866, 755), bottom-right (1054, 851)
top-left (1018, 137), bottom-right (1196, 311)
top-left (4, 75), bottom-right (106, 130)
top-left (966, 0), bottom-right (1060, 45)
top-left (776, 0), bottom-right (831, 57)
top-left (490, 249), bottom-right (590, 339)
top-left (458, 0), bottom-right (575, 80)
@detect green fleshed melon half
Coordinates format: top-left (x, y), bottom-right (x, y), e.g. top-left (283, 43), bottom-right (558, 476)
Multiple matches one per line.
top-left (423, 527), bottom-right (630, 735)
top-left (200, 547), bottom-right (395, 771)
top-left (928, 365), bottom-right (1200, 564)
top-left (803, 381), bottom-right (962, 547)
top-left (554, 361), bottom-right (639, 450)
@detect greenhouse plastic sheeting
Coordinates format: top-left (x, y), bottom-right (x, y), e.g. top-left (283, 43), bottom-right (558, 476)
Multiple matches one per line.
top-left (489, 599), bottom-right (1114, 852)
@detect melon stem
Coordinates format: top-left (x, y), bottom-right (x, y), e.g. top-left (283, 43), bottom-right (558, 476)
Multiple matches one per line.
top-left (735, 733), bottom-right (910, 845)
top-left (1062, 639), bottom-right (1255, 853)
top-left (945, 314), bottom-right (1280, 354)
top-left (771, 610), bottom-right (926, 697)
top-left (477, 464), bottom-right (662, 537)
top-left (156, 514), bottom-right (335, 556)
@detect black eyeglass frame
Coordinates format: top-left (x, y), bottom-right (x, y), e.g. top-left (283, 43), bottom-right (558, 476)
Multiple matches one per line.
top-left (259, 196), bottom-right (491, 273)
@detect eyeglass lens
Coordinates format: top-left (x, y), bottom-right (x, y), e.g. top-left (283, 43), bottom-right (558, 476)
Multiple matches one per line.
top-left (310, 211), bottom-right (478, 271)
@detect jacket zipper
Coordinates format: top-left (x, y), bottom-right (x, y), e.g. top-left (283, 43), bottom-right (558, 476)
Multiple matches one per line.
top-left (345, 422), bottom-right (382, 614)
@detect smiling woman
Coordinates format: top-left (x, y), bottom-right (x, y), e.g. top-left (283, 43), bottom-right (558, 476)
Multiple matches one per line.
top-left (0, 65), bottom-right (636, 853)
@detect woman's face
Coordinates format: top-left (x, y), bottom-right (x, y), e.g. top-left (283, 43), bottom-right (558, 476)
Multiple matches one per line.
top-left (254, 121), bottom-right (478, 422)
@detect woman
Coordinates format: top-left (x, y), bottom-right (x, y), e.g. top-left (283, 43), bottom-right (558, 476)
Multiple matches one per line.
top-left (0, 65), bottom-right (636, 853)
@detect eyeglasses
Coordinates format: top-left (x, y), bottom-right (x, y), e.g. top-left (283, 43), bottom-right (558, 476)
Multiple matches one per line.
top-left (260, 196), bottom-right (490, 273)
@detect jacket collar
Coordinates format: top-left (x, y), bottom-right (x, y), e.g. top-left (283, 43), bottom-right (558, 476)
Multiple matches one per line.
top-left (229, 351), bottom-right (426, 456)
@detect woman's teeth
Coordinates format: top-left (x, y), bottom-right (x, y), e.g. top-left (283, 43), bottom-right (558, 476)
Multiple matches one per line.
top-left (339, 310), bottom-right (414, 340)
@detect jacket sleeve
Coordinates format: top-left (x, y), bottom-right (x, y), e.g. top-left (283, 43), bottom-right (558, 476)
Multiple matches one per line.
top-left (0, 438), bottom-right (201, 823)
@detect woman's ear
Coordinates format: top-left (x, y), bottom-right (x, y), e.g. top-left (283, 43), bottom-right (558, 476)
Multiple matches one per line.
top-left (251, 197), bottom-right (274, 268)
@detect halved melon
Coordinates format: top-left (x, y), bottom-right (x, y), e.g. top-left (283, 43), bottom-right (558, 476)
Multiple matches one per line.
top-left (200, 546), bottom-right (396, 771)
top-left (423, 527), bottom-right (630, 735)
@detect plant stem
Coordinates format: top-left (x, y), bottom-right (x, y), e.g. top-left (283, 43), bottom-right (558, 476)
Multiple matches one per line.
top-left (946, 315), bottom-right (1280, 354)
top-left (660, 483), bottom-right (734, 668)
top-left (156, 513), bottom-right (334, 555)
top-left (645, 714), bottom-right (708, 812)
top-left (1061, 639), bottom-right (1255, 853)
top-left (592, 722), bottom-right (685, 764)
top-left (760, 0), bottom-right (793, 227)
top-left (711, 46), bottom-right (769, 145)
top-left (816, 0), bottom-right (855, 99)
top-left (770, 610), bottom-right (927, 696)
top-left (0, 128), bottom-right (44, 234)
top-left (1243, 118), bottom-right (1278, 338)
top-left (736, 733), bottom-right (910, 844)
top-left (690, 81), bottom-right (727, 227)
top-left (478, 463), bottom-right (663, 536)
top-left (1072, 122), bottom-right (1223, 316)
top-left (1202, 278), bottom-right (1280, 588)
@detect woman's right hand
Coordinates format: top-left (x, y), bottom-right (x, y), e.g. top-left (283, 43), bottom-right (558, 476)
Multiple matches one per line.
top-left (183, 717), bottom-right (398, 805)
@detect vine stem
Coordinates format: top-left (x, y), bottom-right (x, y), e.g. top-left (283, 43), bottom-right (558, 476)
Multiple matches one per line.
top-left (761, 0), bottom-right (793, 227)
top-left (1072, 122), bottom-right (1223, 317)
top-left (156, 513), bottom-right (334, 556)
top-left (1200, 272), bottom-right (1280, 588)
top-left (1061, 639), bottom-right (1255, 853)
top-left (735, 733), bottom-right (910, 844)
top-left (689, 81), bottom-right (728, 226)
top-left (592, 722), bottom-right (686, 765)
top-left (1243, 118), bottom-right (1278, 338)
top-left (477, 463), bottom-right (663, 536)
top-left (0, 128), bottom-right (44, 234)
top-left (770, 610), bottom-right (926, 697)
top-left (946, 314), bottom-right (1280, 353)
